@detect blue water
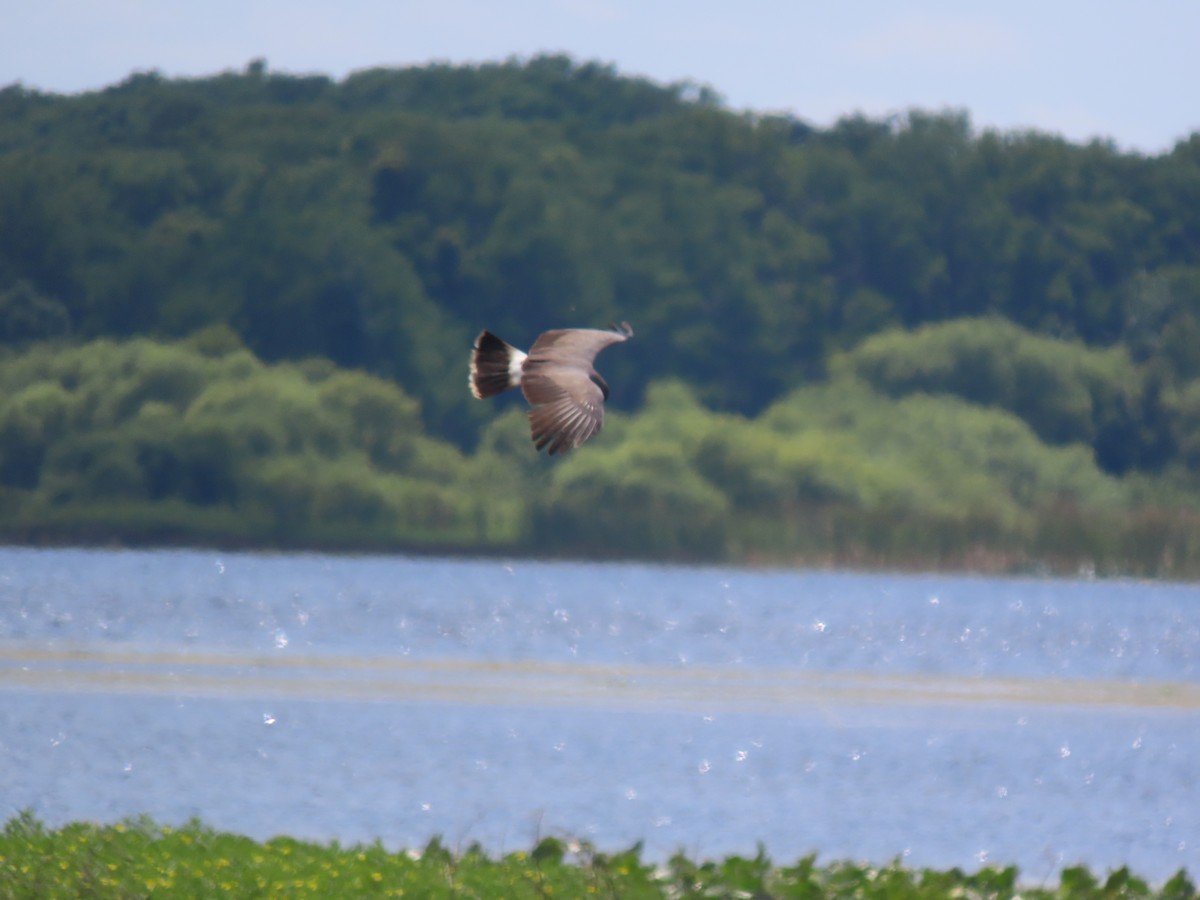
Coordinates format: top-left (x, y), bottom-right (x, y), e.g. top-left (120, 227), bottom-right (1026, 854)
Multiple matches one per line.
top-left (1, 547), bottom-right (1198, 880)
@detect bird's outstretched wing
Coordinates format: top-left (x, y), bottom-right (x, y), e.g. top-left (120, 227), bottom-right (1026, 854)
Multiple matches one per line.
top-left (520, 326), bottom-right (631, 454)
top-left (525, 326), bottom-right (630, 368)
top-left (523, 367), bottom-right (605, 455)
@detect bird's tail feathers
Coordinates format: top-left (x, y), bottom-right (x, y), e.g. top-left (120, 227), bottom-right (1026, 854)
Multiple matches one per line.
top-left (469, 331), bottom-right (527, 399)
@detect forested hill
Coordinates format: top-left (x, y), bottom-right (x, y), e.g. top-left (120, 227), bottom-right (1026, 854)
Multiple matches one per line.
top-left (2, 56), bottom-right (1200, 571)
top-left (3, 55), bottom-right (1199, 442)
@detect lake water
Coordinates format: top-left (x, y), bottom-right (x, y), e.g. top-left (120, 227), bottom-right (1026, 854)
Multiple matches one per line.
top-left (1, 547), bottom-right (1198, 881)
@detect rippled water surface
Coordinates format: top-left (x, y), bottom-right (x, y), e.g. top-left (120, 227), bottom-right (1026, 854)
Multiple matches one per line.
top-left (1, 547), bottom-right (1198, 879)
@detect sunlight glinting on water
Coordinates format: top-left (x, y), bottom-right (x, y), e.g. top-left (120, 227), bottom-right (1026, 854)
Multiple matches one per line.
top-left (3, 549), bottom-right (1199, 879)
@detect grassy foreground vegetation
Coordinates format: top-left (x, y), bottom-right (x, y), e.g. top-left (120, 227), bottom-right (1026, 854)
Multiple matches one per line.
top-left (1, 815), bottom-right (1195, 900)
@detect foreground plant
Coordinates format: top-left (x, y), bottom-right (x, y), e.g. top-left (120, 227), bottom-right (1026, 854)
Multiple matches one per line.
top-left (0, 814), bottom-right (1195, 899)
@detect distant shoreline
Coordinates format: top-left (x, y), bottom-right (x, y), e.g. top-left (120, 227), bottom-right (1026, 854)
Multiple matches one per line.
top-left (0, 528), bottom-right (1193, 582)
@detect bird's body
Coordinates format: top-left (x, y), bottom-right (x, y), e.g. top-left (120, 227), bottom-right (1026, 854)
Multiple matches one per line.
top-left (469, 323), bottom-right (633, 454)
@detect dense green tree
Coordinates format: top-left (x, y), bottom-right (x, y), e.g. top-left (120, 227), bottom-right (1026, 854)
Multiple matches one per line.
top-left (0, 336), bottom-right (493, 547)
top-left (832, 317), bottom-right (1145, 468)
top-left (2, 58), bottom-right (1200, 569)
top-left (3, 57), bottom-right (1198, 450)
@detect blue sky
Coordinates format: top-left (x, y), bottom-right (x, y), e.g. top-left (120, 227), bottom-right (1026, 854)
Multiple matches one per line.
top-left (4, 0), bottom-right (1197, 154)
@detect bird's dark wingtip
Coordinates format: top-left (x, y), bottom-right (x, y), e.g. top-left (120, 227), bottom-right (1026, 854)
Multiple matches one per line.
top-left (608, 321), bottom-right (634, 339)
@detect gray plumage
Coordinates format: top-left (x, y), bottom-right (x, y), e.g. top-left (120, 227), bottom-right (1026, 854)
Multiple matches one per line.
top-left (469, 322), bottom-right (633, 454)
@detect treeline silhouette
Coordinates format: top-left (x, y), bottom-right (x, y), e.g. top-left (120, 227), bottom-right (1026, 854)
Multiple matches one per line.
top-left (1, 56), bottom-right (1198, 573)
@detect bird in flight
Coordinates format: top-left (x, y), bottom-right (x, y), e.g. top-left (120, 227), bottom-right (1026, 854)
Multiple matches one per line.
top-left (469, 322), bottom-right (633, 454)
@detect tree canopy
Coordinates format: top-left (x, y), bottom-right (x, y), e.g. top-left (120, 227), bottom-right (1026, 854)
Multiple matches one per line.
top-left (1, 57), bottom-right (1199, 573)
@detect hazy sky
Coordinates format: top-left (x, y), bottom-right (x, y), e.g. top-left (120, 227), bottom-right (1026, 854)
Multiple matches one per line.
top-left (4, 1), bottom-right (1197, 154)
